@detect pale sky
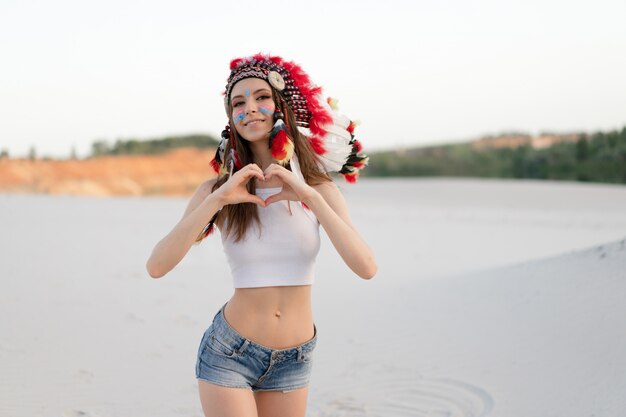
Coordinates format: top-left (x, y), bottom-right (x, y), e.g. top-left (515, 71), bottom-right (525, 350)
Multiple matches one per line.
top-left (1, 0), bottom-right (625, 158)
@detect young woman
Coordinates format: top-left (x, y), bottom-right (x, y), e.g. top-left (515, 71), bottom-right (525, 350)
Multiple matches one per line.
top-left (146, 54), bottom-right (376, 417)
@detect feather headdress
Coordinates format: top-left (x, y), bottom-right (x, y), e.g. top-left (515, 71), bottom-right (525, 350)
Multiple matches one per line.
top-left (210, 53), bottom-right (369, 182)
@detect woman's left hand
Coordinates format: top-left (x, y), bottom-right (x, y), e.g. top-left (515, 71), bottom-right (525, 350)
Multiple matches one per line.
top-left (262, 163), bottom-right (317, 205)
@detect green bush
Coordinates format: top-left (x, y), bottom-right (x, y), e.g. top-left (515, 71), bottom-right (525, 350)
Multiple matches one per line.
top-left (364, 126), bottom-right (626, 184)
top-left (90, 134), bottom-right (219, 157)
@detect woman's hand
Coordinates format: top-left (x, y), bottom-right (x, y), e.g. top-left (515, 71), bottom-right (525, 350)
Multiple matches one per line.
top-left (262, 163), bottom-right (317, 205)
top-left (212, 163), bottom-right (267, 207)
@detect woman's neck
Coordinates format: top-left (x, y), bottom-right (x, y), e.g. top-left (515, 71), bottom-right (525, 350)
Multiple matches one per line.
top-left (249, 139), bottom-right (275, 170)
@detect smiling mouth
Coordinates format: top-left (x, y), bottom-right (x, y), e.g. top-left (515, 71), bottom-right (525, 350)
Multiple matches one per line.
top-left (245, 119), bottom-right (264, 126)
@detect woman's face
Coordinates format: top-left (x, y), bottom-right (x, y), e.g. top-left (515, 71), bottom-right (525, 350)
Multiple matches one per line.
top-left (230, 78), bottom-right (276, 143)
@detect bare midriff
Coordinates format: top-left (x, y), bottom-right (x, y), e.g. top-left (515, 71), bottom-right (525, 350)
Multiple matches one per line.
top-left (224, 285), bottom-right (315, 350)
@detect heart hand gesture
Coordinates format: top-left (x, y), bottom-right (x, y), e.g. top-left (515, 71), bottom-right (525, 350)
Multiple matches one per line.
top-left (262, 163), bottom-right (317, 206)
top-left (212, 163), bottom-right (267, 208)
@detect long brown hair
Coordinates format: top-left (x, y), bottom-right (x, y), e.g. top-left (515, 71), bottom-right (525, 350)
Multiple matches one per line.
top-left (213, 84), bottom-right (331, 242)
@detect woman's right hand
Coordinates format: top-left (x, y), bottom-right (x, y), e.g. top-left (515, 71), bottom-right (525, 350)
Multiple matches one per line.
top-left (211, 163), bottom-right (267, 208)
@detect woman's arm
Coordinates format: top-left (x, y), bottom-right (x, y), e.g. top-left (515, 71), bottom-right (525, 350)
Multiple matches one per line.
top-left (146, 164), bottom-right (266, 279)
top-left (306, 181), bottom-right (377, 279)
top-left (145, 179), bottom-right (222, 278)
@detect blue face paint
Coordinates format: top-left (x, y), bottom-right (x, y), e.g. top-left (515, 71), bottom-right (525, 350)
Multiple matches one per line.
top-left (244, 89), bottom-right (250, 97)
top-left (259, 107), bottom-right (273, 115)
top-left (233, 112), bottom-right (245, 124)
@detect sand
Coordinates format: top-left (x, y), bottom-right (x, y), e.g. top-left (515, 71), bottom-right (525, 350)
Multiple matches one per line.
top-left (1, 178), bottom-right (625, 417)
top-left (0, 147), bottom-right (216, 196)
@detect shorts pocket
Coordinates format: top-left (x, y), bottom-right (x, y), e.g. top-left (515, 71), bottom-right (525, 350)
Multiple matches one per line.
top-left (206, 330), bottom-right (239, 358)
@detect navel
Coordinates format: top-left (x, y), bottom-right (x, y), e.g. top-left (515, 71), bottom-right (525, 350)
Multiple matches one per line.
top-left (275, 310), bottom-right (281, 318)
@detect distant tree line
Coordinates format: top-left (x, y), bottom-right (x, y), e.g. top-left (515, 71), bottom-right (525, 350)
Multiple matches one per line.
top-left (365, 126), bottom-right (626, 184)
top-left (85, 128), bottom-right (626, 184)
top-left (90, 134), bottom-right (219, 157)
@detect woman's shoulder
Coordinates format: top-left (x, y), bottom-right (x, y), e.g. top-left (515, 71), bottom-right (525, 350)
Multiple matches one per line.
top-left (195, 177), bottom-right (219, 198)
top-left (311, 178), bottom-right (344, 202)
top-left (312, 177), bottom-right (337, 190)
top-left (311, 177), bottom-right (355, 226)
top-left (181, 177), bottom-right (219, 220)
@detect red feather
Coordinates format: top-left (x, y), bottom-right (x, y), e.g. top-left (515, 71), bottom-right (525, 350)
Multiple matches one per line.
top-left (271, 130), bottom-right (289, 161)
top-left (309, 118), bottom-right (329, 137)
top-left (343, 172), bottom-right (359, 183)
top-left (353, 140), bottom-right (363, 153)
top-left (209, 158), bottom-right (220, 174)
top-left (353, 160), bottom-right (365, 169)
top-left (230, 57), bottom-right (244, 70)
top-left (309, 136), bottom-right (326, 155)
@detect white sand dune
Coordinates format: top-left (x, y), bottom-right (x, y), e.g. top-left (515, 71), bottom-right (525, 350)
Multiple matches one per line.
top-left (309, 237), bottom-right (626, 416)
top-left (1, 178), bottom-right (625, 417)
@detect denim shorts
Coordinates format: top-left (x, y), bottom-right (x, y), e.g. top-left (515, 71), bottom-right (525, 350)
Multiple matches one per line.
top-left (195, 304), bottom-right (317, 392)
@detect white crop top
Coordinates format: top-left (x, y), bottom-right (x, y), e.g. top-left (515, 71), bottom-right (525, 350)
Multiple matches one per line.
top-left (220, 187), bottom-right (321, 288)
